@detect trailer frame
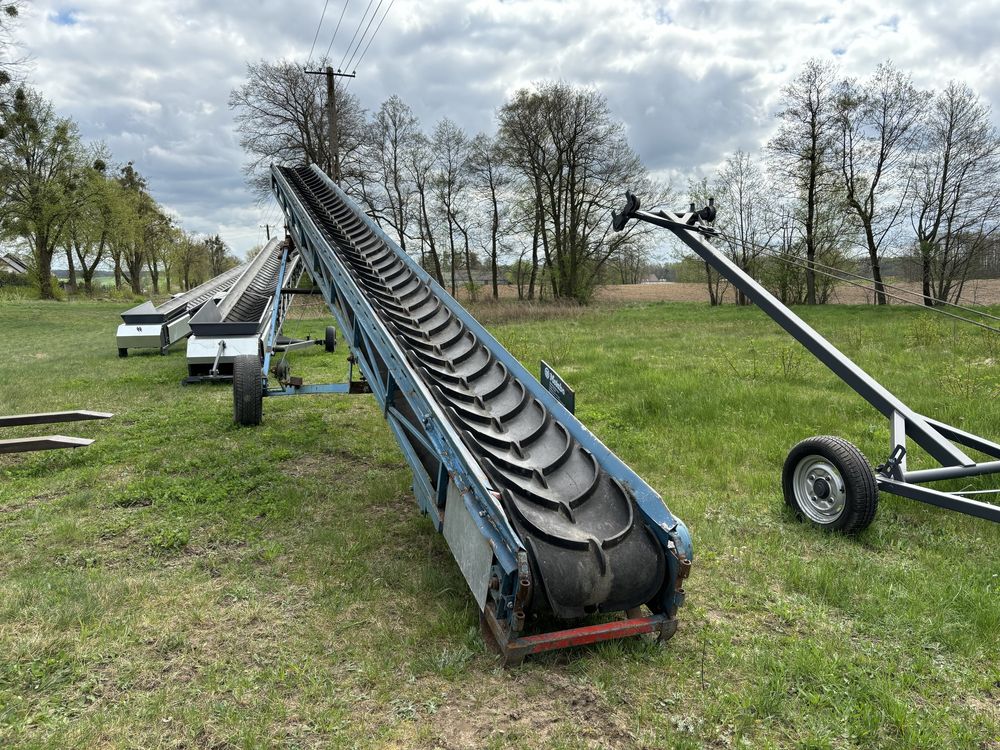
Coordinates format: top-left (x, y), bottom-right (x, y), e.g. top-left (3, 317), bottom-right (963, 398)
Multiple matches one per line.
top-left (613, 193), bottom-right (1000, 527)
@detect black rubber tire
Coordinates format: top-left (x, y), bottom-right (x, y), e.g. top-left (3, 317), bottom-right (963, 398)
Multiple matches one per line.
top-left (782, 435), bottom-right (878, 533)
top-left (324, 325), bottom-right (337, 353)
top-left (118, 348), bottom-right (128, 358)
top-left (233, 354), bottom-right (263, 426)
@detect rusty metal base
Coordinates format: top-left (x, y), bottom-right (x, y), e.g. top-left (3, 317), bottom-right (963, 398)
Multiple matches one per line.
top-left (480, 606), bottom-right (678, 666)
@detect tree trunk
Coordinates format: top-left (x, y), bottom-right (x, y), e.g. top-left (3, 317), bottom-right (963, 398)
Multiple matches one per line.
top-left (704, 261), bottom-right (718, 306)
top-left (35, 238), bottom-right (56, 300)
top-left (489, 186), bottom-right (500, 300)
top-left (921, 243), bottom-right (934, 306)
top-left (64, 246), bottom-right (78, 293)
top-left (528, 209), bottom-right (540, 301)
top-left (127, 254), bottom-right (143, 294)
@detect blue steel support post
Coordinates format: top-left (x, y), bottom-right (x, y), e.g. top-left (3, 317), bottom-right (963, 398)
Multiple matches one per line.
top-left (261, 243), bottom-right (290, 384)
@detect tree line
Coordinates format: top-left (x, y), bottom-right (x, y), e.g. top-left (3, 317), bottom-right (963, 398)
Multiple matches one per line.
top-left (233, 57), bottom-right (1000, 307)
top-left (692, 60), bottom-right (1000, 306)
top-left (0, 7), bottom-right (238, 300)
top-left (0, 86), bottom-right (239, 298)
top-left (231, 62), bottom-right (665, 303)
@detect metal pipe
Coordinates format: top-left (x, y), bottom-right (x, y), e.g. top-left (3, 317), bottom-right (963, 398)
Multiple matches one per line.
top-left (878, 477), bottom-right (1000, 523)
top-left (210, 340), bottom-right (226, 377)
top-left (628, 207), bottom-right (974, 469)
top-left (903, 460), bottom-right (1000, 483)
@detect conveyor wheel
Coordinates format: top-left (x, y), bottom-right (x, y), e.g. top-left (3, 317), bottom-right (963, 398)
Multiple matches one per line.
top-left (782, 435), bottom-right (878, 533)
top-left (233, 354), bottom-right (263, 426)
top-left (324, 326), bottom-right (337, 353)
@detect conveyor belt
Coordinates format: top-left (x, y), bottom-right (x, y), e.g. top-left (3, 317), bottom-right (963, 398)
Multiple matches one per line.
top-left (224, 246), bottom-right (285, 326)
top-left (120, 264), bottom-right (245, 326)
top-left (279, 165), bottom-right (666, 619)
top-left (160, 263), bottom-right (246, 319)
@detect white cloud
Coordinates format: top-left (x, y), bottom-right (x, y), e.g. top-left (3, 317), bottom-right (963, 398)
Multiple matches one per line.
top-left (14, 0), bottom-right (1000, 255)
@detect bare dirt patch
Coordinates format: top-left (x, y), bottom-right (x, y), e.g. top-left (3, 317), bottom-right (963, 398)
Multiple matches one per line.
top-left (423, 670), bottom-right (635, 750)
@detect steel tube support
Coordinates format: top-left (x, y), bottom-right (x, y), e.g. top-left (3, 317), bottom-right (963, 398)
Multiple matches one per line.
top-left (918, 415), bottom-right (1000, 460)
top-left (629, 208), bottom-right (973, 468)
top-left (903, 460), bottom-right (1000, 483)
top-left (878, 478), bottom-right (1000, 523)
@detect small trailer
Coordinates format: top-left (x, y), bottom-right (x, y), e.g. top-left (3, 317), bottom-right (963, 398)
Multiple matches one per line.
top-left (612, 193), bottom-right (1000, 530)
top-left (185, 238), bottom-right (334, 383)
top-left (116, 263), bottom-right (246, 356)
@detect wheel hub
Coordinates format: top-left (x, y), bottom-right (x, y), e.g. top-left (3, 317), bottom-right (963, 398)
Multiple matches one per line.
top-left (792, 456), bottom-right (847, 524)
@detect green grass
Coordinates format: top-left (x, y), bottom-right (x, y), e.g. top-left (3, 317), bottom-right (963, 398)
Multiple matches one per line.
top-left (0, 297), bottom-right (998, 749)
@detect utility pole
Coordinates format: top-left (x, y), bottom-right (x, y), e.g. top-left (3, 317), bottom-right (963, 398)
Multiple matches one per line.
top-left (305, 66), bottom-right (356, 184)
top-left (260, 224), bottom-right (271, 241)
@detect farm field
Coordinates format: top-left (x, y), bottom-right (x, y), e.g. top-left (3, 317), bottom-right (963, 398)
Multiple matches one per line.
top-left (595, 278), bottom-right (1000, 306)
top-left (454, 278), bottom-right (1000, 306)
top-left (0, 297), bottom-right (998, 749)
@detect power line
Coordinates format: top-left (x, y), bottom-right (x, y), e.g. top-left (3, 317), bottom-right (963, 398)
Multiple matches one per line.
top-left (307, 0), bottom-right (331, 62)
top-left (323, 0), bottom-right (352, 62)
top-left (714, 229), bottom-right (1000, 326)
top-left (337, 0), bottom-right (375, 71)
top-left (343, 0), bottom-right (385, 73)
top-left (346, 0), bottom-right (395, 81)
top-left (720, 237), bottom-right (1000, 335)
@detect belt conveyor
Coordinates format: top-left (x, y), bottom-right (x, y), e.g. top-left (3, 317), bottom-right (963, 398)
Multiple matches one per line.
top-left (185, 239), bottom-right (307, 381)
top-left (263, 164), bottom-right (692, 663)
top-left (116, 263), bottom-right (246, 356)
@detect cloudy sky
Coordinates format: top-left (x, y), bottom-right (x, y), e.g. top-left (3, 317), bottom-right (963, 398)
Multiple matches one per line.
top-left (13, 0), bottom-right (1000, 257)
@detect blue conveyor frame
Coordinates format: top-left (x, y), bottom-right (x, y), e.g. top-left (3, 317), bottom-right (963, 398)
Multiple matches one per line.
top-left (269, 164), bottom-right (692, 659)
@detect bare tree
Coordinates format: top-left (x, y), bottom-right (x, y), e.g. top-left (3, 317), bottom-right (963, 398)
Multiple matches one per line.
top-left (432, 118), bottom-right (469, 296)
top-left (911, 81), bottom-right (1000, 305)
top-left (713, 151), bottom-right (777, 305)
top-left (467, 133), bottom-right (511, 299)
top-left (362, 95), bottom-right (419, 251)
top-left (229, 60), bottom-right (365, 197)
top-left (768, 59), bottom-right (840, 305)
top-left (834, 63), bottom-right (924, 304)
top-left (687, 176), bottom-right (726, 305)
top-left (497, 82), bottom-right (658, 302)
top-left (407, 134), bottom-right (445, 285)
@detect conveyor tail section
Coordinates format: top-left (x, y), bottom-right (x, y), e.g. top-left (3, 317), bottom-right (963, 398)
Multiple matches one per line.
top-left (276, 164), bottom-right (683, 621)
top-left (186, 240), bottom-right (303, 380)
top-left (116, 263), bottom-right (246, 355)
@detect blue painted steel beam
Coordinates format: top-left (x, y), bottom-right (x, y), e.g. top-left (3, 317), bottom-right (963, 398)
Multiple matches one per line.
top-left (271, 167), bottom-right (525, 597)
top-left (303, 166), bottom-right (693, 570)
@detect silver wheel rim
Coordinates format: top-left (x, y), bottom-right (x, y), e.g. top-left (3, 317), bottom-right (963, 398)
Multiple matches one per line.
top-left (792, 454), bottom-right (847, 524)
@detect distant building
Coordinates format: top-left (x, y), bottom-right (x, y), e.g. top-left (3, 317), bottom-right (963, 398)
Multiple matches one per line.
top-left (0, 253), bottom-right (28, 276)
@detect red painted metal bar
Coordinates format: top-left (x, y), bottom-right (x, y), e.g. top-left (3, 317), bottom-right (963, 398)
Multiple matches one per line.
top-left (482, 606), bottom-right (676, 665)
top-left (514, 615), bottom-right (673, 654)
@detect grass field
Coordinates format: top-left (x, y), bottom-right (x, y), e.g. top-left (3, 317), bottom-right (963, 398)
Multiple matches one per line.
top-left (0, 297), bottom-right (998, 749)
